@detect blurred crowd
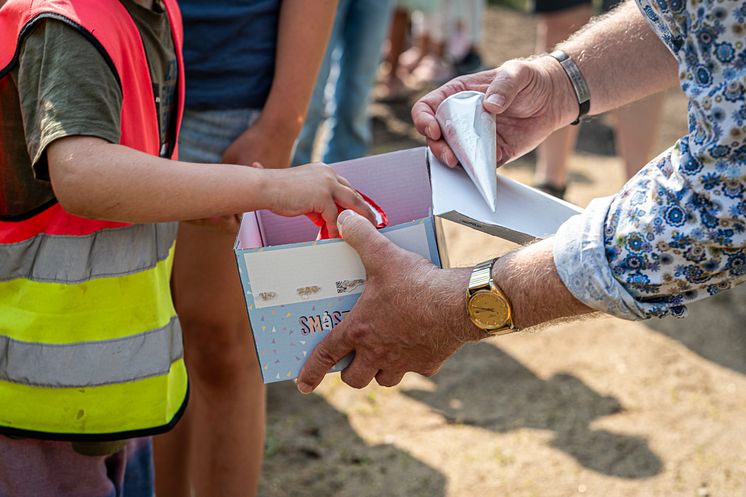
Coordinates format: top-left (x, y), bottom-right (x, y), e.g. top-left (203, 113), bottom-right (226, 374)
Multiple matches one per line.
top-left (300, 0), bottom-right (664, 199)
top-left (295, 0), bottom-right (488, 168)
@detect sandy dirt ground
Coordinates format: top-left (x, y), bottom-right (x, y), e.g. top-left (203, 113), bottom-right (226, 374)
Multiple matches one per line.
top-left (258, 6), bottom-right (746, 497)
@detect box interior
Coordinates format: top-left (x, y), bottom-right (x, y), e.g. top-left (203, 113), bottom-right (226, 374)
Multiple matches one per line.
top-left (237, 147), bottom-right (433, 249)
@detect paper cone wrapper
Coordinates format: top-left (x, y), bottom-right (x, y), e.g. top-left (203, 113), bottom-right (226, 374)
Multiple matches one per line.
top-left (435, 90), bottom-right (497, 212)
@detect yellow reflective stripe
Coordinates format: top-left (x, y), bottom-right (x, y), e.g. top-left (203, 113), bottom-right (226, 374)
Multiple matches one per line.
top-left (0, 244), bottom-right (176, 344)
top-left (0, 358), bottom-right (187, 436)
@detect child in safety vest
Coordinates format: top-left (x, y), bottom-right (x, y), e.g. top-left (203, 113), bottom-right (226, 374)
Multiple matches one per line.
top-left (0, 0), bottom-right (374, 494)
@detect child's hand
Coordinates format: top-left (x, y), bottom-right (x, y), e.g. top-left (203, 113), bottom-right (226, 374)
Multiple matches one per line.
top-left (262, 163), bottom-right (377, 237)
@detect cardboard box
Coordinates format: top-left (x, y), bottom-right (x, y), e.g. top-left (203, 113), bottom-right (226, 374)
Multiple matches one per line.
top-left (234, 147), bottom-right (582, 383)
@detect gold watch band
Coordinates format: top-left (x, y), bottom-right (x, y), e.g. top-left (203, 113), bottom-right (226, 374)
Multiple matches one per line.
top-left (467, 258), bottom-right (519, 335)
top-left (468, 258), bottom-right (495, 293)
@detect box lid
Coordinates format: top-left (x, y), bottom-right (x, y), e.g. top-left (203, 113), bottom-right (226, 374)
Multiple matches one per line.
top-left (429, 149), bottom-right (583, 245)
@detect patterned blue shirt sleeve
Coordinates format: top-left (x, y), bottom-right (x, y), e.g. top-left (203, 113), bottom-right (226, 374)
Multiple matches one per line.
top-left (553, 0), bottom-right (746, 320)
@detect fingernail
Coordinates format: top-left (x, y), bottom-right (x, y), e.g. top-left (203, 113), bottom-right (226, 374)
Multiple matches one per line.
top-left (447, 151), bottom-right (458, 167)
top-left (426, 123), bottom-right (437, 139)
top-left (297, 382), bottom-right (312, 395)
top-left (486, 94), bottom-right (505, 109)
top-left (337, 209), bottom-right (356, 234)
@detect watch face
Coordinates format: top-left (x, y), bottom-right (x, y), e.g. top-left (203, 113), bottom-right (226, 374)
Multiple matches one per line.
top-left (469, 291), bottom-right (510, 330)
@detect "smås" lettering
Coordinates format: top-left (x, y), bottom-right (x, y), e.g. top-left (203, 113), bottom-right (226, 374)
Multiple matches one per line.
top-left (298, 311), bottom-right (349, 335)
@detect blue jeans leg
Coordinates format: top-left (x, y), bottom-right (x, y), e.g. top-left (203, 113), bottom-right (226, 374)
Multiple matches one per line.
top-left (178, 108), bottom-right (262, 163)
top-left (321, 0), bottom-right (395, 163)
top-left (292, 0), bottom-right (351, 166)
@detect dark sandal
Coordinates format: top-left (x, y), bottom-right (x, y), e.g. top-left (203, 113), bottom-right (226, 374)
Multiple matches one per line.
top-left (534, 182), bottom-right (567, 200)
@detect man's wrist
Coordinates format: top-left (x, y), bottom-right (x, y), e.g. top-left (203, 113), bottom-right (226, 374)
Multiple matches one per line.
top-left (548, 50), bottom-right (591, 125)
top-left (540, 55), bottom-right (584, 128)
top-left (450, 267), bottom-right (487, 343)
top-left (490, 254), bottom-right (527, 329)
top-left (490, 239), bottom-right (594, 330)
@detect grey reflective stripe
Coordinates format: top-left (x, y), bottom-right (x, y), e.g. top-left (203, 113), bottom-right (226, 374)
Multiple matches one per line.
top-left (0, 317), bottom-right (183, 388)
top-left (0, 222), bottom-right (177, 283)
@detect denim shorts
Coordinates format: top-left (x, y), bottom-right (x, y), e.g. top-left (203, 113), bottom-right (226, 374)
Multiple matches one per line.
top-left (178, 108), bottom-right (262, 163)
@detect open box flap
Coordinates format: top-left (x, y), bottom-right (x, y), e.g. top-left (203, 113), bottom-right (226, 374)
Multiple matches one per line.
top-left (429, 149), bottom-right (583, 244)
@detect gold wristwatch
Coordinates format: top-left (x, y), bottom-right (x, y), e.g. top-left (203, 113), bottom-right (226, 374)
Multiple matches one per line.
top-left (466, 258), bottom-right (518, 336)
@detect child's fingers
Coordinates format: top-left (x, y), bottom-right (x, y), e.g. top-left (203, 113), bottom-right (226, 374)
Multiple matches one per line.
top-left (334, 185), bottom-right (377, 226)
top-left (334, 177), bottom-right (369, 216)
top-left (320, 203), bottom-right (340, 238)
top-left (336, 175), bottom-right (355, 191)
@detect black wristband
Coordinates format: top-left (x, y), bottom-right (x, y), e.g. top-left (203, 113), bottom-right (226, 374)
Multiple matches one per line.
top-left (549, 50), bottom-right (590, 126)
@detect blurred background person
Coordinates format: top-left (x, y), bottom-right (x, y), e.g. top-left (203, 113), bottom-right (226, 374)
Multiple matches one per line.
top-left (377, 4), bottom-right (413, 101)
top-left (532, 0), bottom-right (664, 198)
top-left (448, 0), bottom-right (486, 75)
top-left (153, 2), bottom-right (337, 497)
top-left (378, 0), bottom-right (486, 101)
top-left (408, 3), bottom-right (457, 84)
top-left (293, 0), bottom-right (396, 165)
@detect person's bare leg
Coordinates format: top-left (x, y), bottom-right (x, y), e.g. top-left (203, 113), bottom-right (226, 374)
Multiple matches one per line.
top-left (153, 404), bottom-right (192, 496)
top-left (533, 4), bottom-right (592, 190)
top-left (385, 8), bottom-right (409, 78)
top-left (157, 220), bottom-right (266, 497)
top-left (535, 127), bottom-right (581, 190)
top-left (613, 92), bottom-right (665, 179)
top-left (404, 33), bottom-right (431, 72)
top-left (379, 8), bottom-right (410, 98)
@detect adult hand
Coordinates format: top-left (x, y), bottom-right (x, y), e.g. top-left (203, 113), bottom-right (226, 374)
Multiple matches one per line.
top-left (411, 56), bottom-right (578, 167)
top-left (221, 117), bottom-right (296, 169)
top-left (261, 165), bottom-right (376, 238)
top-left (296, 210), bottom-right (484, 393)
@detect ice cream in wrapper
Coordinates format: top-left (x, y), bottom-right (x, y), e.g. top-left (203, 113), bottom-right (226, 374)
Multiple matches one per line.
top-left (307, 191), bottom-right (388, 240)
top-left (435, 90), bottom-right (498, 212)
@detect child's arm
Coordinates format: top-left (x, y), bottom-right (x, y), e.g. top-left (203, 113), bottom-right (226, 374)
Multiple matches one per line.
top-left (48, 136), bottom-right (374, 237)
top-left (221, 0), bottom-right (338, 168)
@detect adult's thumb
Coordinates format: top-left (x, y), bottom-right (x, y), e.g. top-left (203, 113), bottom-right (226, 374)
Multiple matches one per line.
top-left (337, 210), bottom-right (392, 267)
top-left (484, 60), bottom-right (532, 114)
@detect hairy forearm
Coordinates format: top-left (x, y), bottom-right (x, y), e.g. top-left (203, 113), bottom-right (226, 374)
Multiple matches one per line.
top-left (556, 0), bottom-right (678, 115)
top-left (492, 238), bottom-right (593, 329)
top-left (260, 0), bottom-right (338, 135)
top-left (48, 137), bottom-right (276, 223)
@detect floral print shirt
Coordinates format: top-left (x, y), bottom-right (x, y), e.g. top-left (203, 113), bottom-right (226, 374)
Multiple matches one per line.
top-left (553, 0), bottom-right (746, 320)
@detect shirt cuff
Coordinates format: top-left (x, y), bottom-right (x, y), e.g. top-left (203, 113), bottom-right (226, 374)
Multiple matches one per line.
top-left (552, 196), bottom-right (649, 321)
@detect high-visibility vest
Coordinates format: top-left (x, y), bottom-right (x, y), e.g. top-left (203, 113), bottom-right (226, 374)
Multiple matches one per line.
top-left (0, 0), bottom-right (188, 441)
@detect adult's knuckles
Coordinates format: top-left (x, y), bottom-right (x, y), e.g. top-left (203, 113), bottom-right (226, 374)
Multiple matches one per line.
top-left (376, 374), bottom-right (402, 388)
top-left (367, 344), bottom-right (388, 363)
top-left (312, 342), bottom-right (343, 370)
top-left (418, 365), bottom-right (441, 378)
top-left (346, 322), bottom-right (371, 345)
top-left (341, 370), bottom-right (371, 389)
